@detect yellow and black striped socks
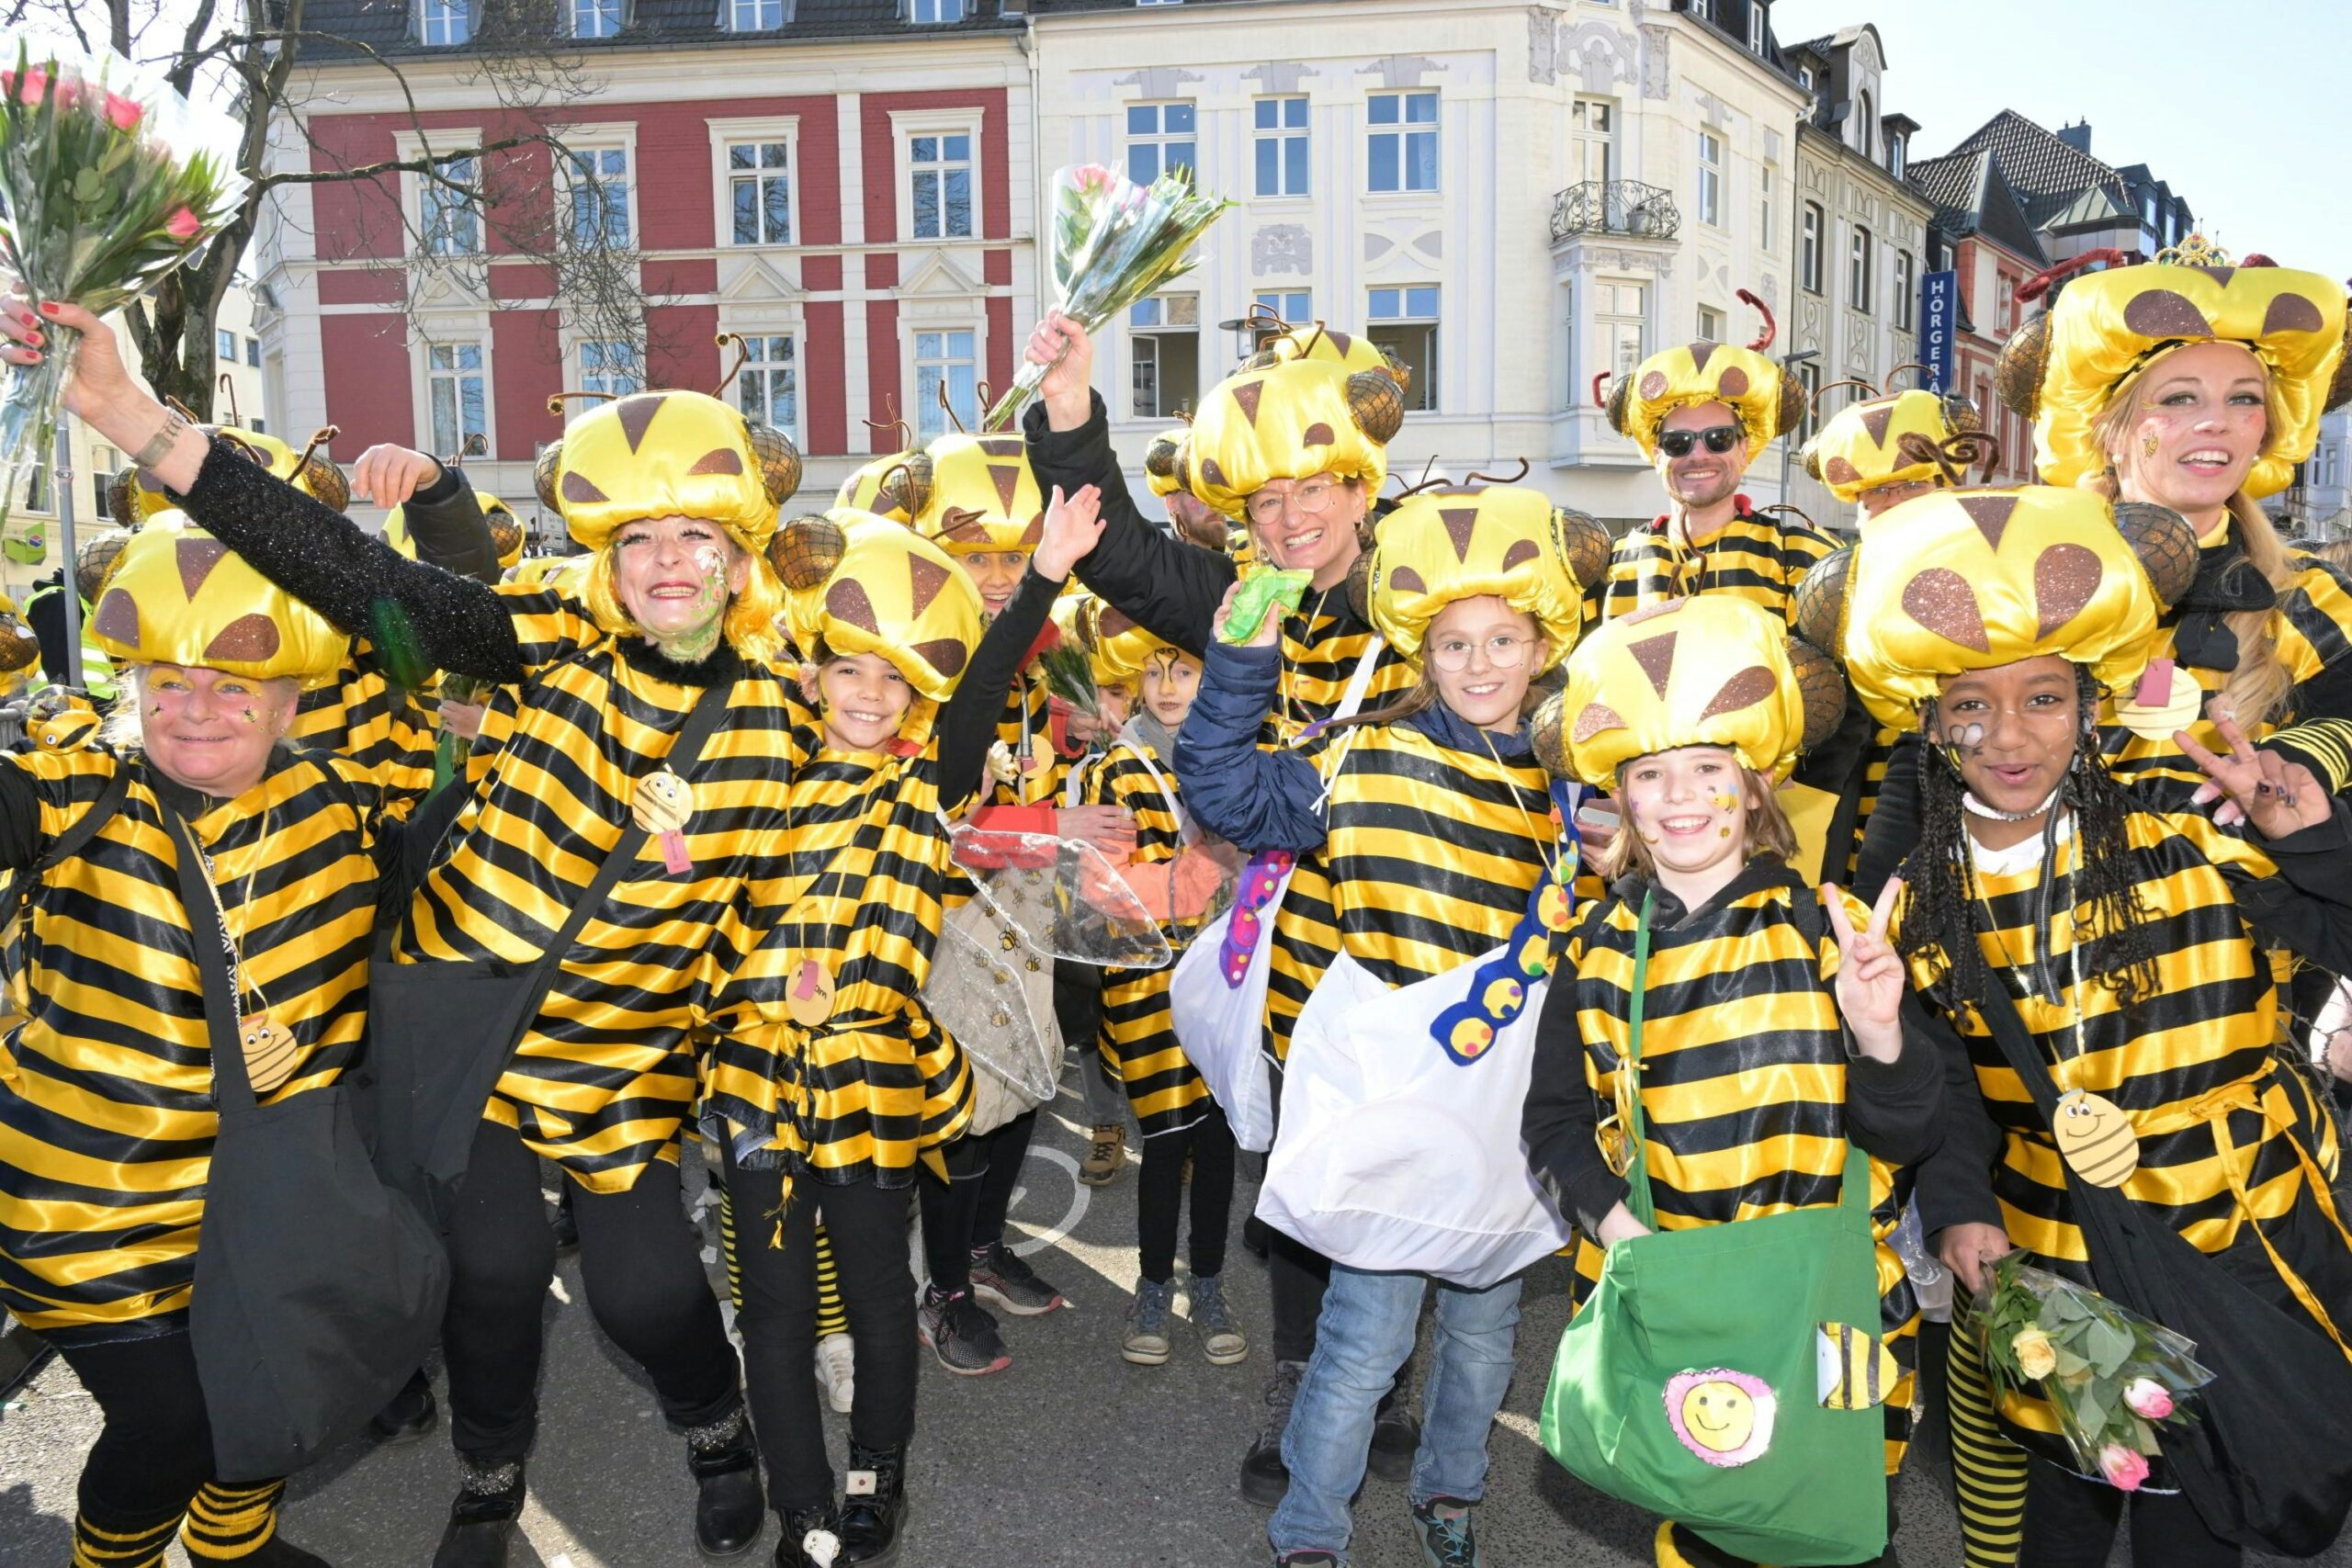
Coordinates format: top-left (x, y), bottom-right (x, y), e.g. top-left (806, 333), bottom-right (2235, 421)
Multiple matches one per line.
top-left (179, 1479), bottom-right (287, 1561)
top-left (70, 1509), bottom-right (181, 1568)
top-left (1946, 1300), bottom-right (2029, 1568)
top-left (813, 1224), bottom-right (847, 1340)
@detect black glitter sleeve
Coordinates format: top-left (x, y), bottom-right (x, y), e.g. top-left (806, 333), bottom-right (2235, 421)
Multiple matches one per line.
top-left (172, 436), bottom-right (526, 686)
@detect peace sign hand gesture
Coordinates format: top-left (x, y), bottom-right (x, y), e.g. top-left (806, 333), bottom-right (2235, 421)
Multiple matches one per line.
top-left (2177, 716), bottom-right (2331, 838)
top-left (1825, 877), bottom-right (1907, 1064)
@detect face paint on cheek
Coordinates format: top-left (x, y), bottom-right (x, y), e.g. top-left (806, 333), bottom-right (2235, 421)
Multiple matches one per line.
top-left (1712, 793), bottom-right (1738, 813)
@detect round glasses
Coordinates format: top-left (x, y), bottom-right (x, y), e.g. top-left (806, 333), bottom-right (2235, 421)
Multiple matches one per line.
top-left (1428, 634), bottom-right (1534, 672)
top-left (1245, 478), bottom-right (1344, 528)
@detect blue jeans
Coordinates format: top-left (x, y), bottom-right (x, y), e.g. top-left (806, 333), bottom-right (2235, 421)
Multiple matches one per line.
top-left (1268, 1263), bottom-right (1522, 1562)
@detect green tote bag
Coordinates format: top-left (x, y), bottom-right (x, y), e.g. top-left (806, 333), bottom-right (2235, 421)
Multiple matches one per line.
top-left (1538, 893), bottom-right (1890, 1566)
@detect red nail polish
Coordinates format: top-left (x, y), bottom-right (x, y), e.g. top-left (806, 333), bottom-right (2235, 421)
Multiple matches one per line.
top-left (38, 302), bottom-right (58, 317)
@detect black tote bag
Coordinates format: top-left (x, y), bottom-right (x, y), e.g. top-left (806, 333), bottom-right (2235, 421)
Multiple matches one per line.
top-left (166, 808), bottom-right (449, 1483)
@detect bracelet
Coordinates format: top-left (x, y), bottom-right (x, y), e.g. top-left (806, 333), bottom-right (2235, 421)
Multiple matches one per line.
top-left (130, 407), bottom-right (190, 468)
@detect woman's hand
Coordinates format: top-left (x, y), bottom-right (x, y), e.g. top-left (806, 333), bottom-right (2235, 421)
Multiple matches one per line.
top-left (1026, 310), bottom-right (1095, 433)
top-left (1596, 1201), bottom-right (1651, 1247)
top-left (1826, 877), bottom-right (1906, 1062)
top-left (2177, 716), bottom-right (2330, 836)
top-left (1057, 802), bottom-right (1138, 859)
top-left (1938, 1221), bottom-right (2014, 1297)
top-left (1032, 483), bottom-right (1103, 582)
top-left (437, 700), bottom-right (484, 741)
top-left (351, 445), bottom-right (448, 509)
top-left (1211, 581), bottom-right (1281, 649)
top-left (0, 294), bottom-right (143, 426)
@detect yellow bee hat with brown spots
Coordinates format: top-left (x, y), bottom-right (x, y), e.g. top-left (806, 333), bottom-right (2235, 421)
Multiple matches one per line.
top-left (1608, 341), bottom-right (1804, 466)
top-left (1061, 591), bottom-right (1176, 690)
top-left (111, 425), bottom-right (351, 527)
top-left (1999, 248), bottom-right (2350, 499)
top-left (1801, 486), bottom-right (2201, 730)
top-left (1168, 356), bottom-right (1399, 522)
top-left (774, 510), bottom-right (984, 705)
top-left (386, 491), bottom-right (526, 570)
top-left (1365, 484), bottom-right (1609, 673)
top-left (1552, 594), bottom-right (1843, 785)
top-left (87, 514), bottom-right (349, 687)
top-left (1801, 389), bottom-right (1981, 503)
top-left (834, 449), bottom-right (923, 524)
top-left (534, 389), bottom-right (802, 555)
top-left (1243, 322), bottom-right (1415, 399)
top-left (900, 433), bottom-right (1046, 557)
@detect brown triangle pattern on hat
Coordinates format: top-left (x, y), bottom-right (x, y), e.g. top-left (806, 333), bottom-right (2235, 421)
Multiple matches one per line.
top-left (2032, 542), bottom-right (2105, 639)
top-left (204, 614), bottom-right (282, 663)
top-left (1102, 605), bottom-right (1138, 637)
top-left (1825, 457), bottom-right (1862, 485)
top-left (1573, 701), bottom-right (1626, 743)
top-left (912, 637), bottom-right (968, 679)
top-left (826, 578), bottom-right (880, 635)
top-left (1699, 665), bottom-right (1776, 721)
top-left (92, 588), bottom-right (139, 649)
top-left (908, 554), bottom-right (951, 615)
top-left (1902, 567), bottom-right (1990, 653)
top-left (1200, 457), bottom-right (1228, 489)
top-left (1630, 631), bottom-right (1677, 697)
top-left (978, 436), bottom-right (1024, 457)
top-left (1689, 342), bottom-right (1718, 372)
top-left (175, 536), bottom-right (228, 600)
top-left (1957, 494), bottom-right (2019, 551)
top-left (2262, 293), bottom-right (2325, 335)
top-left (616, 393), bottom-right (667, 453)
top-left (2193, 265), bottom-right (2233, 288)
top-left (986, 464), bottom-right (1023, 514)
top-left (687, 447), bottom-right (744, 476)
top-left (562, 470), bottom-right (610, 506)
top-left (1441, 509), bottom-right (1478, 561)
top-left (1860, 403), bottom-right (1895, 446)
top-left (1621, 599), bottom-right (1685, 626)
top-left (1230, 379), bottom-right (1266, 427)
top-left (2121, 290), bottom-right (2212, 340)
top-left (1018, 513), bottom-right (1045, 547)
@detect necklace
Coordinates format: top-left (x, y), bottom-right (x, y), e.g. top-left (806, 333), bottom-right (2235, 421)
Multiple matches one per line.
top-left (1275, 586), bottom-right (1333, 740)
top-left (1962, 785), bottom-right (2061, 823)
top-left (187, 805), bottom-right (301, 1095)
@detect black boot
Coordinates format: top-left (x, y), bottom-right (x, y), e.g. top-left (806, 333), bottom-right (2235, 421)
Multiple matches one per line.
top-left (1368, 1367), bottom-right (1420, 1483)
top-left (775, 1504), bottom-right (842, 1568)
top-left (1238, 1359), bottom-right (1306, 1506)
top-left (235, 1536), bottom-right (335, 1567)
top-left (368, 1369), bottom-right (437, 1443)
top-left (686, 1409), bottom-right (764, 1559)
top-left (836, 1442), bottom-right (909, 1565)
top-left (432, 1459), bottom-right (523, 1568)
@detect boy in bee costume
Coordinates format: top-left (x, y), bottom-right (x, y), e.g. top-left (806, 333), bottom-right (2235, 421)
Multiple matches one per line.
top-left (1814, 485), bottom-right (2352, 1566)
top-left (0, 518), bottom-right (409, 1568)
top-left (1521, 593), bottom-right (1939, 1568)
top-left (1179, 480), bottom-right (1604, 1565)
top-left (702, 491), bottom-right (1102, 1567)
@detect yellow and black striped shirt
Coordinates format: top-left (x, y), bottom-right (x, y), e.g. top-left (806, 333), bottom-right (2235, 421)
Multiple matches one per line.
top-left (1591, 505), bottom-right (1839, 628)
top-left (1266, 590), bottom-right (1417, 746)
top-left (289, 648), bottom-right (438, 820)
top-left (0, 747), bottom-right (386, 1343)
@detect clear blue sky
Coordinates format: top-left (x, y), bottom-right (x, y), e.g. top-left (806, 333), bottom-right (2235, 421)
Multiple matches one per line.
top-left (1767, 0), bottom-right (2348, 276)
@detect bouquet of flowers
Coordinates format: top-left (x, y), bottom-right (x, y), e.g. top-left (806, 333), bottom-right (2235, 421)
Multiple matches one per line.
top-left (1978, 1255), bottom-right (2213, 1490)
top-left (0, 36), bottom-right (246, 540)
top-left (981, 162), bottom-right (1232, 431)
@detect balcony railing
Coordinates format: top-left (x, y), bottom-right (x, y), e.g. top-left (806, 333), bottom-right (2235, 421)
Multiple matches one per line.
top-left (1549, 180), bottom-right (1681, 243)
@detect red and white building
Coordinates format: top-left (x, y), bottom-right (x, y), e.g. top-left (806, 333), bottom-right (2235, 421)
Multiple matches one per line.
top-left (258, 1), bottom-right (1035, 532)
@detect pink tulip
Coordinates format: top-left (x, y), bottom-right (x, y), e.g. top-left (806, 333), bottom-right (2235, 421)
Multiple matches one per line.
top-left (2122, 1378), bottom-right (2175, 1420)
top-left (2098, 1444), bottom-right (2150, 1492)
top-left (164, 207), bottom-right (202, 242)
top-left (5, 68), bottom-right (50, 106)
top-left (52, 76), bottom-right (81, 110)
top-left (102, 92), bottom-right (141, 131)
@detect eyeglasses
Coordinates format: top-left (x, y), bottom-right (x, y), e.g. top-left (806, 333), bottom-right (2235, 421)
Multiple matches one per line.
top-left (1428, 634), bottom-right (1534, 672)
top-left (1657, 424), bottom-right (1743, 458)
top-left (1246, 478), bottom-right (1343, 527)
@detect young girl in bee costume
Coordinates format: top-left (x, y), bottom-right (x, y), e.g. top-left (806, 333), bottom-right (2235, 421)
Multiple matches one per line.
top-left (1521, 594), bottom-right (1942, 1568)
top-left (702, 490), bottom-right (1103, 1567)
top-left (1815, 485), bottom-right (2352, 1567)
top-left (1176, 480), bottom-right (1606, 1566)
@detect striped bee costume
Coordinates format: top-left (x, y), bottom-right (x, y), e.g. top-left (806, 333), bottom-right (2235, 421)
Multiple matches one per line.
top-left (1084, 736), bottom-right (1211, 1136)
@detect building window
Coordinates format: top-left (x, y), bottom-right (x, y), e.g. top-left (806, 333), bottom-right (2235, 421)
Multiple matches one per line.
top-left (1366, 90), bottom-right (1438, 194)
top-left (1368, 287), bottom-right (1439, 412)
top-left (1849, 226), bottom-right (1873, 313)
top-left (578, 339), bottom-right (641, 401)
top-left (914, 329), bottom-right (978, 439)
top-left (1758, 164), bottom-right (1775, 250)
top-left (1894, 249), bottom-right (1915, 332)
top-left (1996, 273), bottom-right (2016, 333)
top-left (1696, 130), bottom-right (1723, 227)
top-left (421, 154), bottom-right (481, 255)
top-left (1801, 202), bottom-right (1824, 294)
top-left (1747, 2), bottom-right (1767, 51)
top-left (419, 0), bottom-right (469, 46)
top-left (1570, 97), bottom-right (1611, 186)
top-left (1595, 278), bottom-right (1646, 390)
top-left (88, 443), bottom-right (118, 516)
top-left (1254, 97), bottom-right (1309, 197)
top-left (567, 146), bottom-right (632, 249)
top-left (727, 141), bottom-right (793, 245)
top-left (729, 0), bottom-right (784, 28)
top-left (1687, 0), bottom-right (1710, 17)
top-left (426, 342), bottom-right (487, 456)
top-left (245, 337), bottom-right (261, 367)
top-left (216, 328), bottom-right (237, 362)
top-left (1130, 295), bottom-right (1199, 419)
top-left (908, 0), bottom-right (964, 20)
top-left (734, 333), bottom-right (797, 438)
top-left (1696, 304), bottom-right (1724, 341)
top-left (572, 0), bottom-right (622, 38)
top-left (1888, 134), bottom-right (1905, 179)
top-left (1252, 289), bottom-right (1311, 343)
top-left (1856, 92), bottom-right (1872, 160)
top-left (1125, 102), bottom-right (1197, 184)
top-left (908, 132), bottom-right (974, 239)
top-left (1793, 360), bottom-right (1822, 442)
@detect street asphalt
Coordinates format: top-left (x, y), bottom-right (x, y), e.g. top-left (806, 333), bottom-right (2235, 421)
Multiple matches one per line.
top-left (0, 1066), bottom-right (2333, 1567)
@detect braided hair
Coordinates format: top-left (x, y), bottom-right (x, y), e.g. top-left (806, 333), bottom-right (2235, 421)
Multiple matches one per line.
top-left (1896, 663), bottom-right (2163, 1016)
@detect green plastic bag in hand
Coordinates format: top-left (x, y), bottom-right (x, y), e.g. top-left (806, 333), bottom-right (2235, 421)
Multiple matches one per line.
top-left (1220, 567), bottom-right (1312, 645)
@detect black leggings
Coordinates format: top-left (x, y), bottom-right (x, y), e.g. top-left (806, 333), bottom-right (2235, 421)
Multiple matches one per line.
top-left (2019, 1457), bottom-right (2238, 1568)
top-left (55, 1331), bottom-right (288, 1564)
top-left (724, 1160), bottom-right (920, 1509)
top-left (1264, 1059), bottom-right (1332, 1364)
top-left (1137, 1105), bottom-right (1237, 1284)
top-left (440, 1120), bottom-right (741, 1462)
top-left (917, 1108), bottom-right (1038, 1293)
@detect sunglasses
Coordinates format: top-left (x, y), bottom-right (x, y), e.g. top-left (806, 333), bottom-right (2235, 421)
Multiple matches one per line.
top-left (1657, 424), bottom-right (1743, 458)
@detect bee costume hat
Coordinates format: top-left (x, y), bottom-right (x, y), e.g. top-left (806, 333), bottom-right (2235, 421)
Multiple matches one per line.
top-left (899, 433), bottom-right (1046, 557)
top-left (775, 510), bottom-right (985, 713)
top-left (112, 424), bottom-right (351, 526)
top-left (1363, 482), bottom-right (1610, 672)
top-left (1605, 294), bottom-right (1804, 466)
top-left (1165, 354), bottom-right (1400, 522)
top-left (1801, 385), bottom-right (1985, 504)
top-left (389, 491), bottom-right (526, 571)
top-left (86, 515), bottom-right (350, 688)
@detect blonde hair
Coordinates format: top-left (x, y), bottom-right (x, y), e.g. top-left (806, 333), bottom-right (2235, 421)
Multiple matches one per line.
top-left (2314, 539), bottom-right (2352, 574)
top-left (581, 539), bottom-right (786, 666)
top-left (101, 666), bottom-right (302, 754)
top-left (1599, 761), bottom-right (1796, 882)
top-left (2088, 364), bottom-right (2296, 727)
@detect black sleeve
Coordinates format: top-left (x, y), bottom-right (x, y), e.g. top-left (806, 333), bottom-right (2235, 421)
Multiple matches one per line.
top-left (2232, 799), bottom-right (2352, 975)
top-left (401, 463), bottom-right (501, 585)
top-left (171, 436), bottom-right (526, 686)
top-left (0, 761), bottom-right (40, 871)
top-left (1840, 1019), bottom-right (1945, 1168)
top-left (1023, 393), bottom-right (1236, 659)
top-left (1852, 732), bottom-right (1921, 902)
top-left (1521, 959), bottom-right (1627, 1235)
top-left (1905, 994), bottom-right (2007, 1244)
top-left (26, 575), bottom-right (67, 684)
top-left (936, 567), bottom-right (1059, 812)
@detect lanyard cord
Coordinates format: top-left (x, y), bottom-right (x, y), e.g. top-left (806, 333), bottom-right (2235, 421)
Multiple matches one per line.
top-left (186, 805), bottom-right (273, 1028)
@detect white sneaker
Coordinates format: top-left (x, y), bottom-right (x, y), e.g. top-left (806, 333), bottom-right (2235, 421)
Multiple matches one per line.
top-left (815, 1333), bottom-right (855, 1414)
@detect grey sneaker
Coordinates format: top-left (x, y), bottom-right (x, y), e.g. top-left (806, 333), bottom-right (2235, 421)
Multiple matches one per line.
top-left (1410, 1495), bottom-right (1481, 1567)
top-left (970, 1241), bottom-right (1068, 1316)
top-left (917, 1286), bottom-right (1011, 1376)
top-left (1123, 1277), bottom-right (1174, 1365)
top-left (1188, 1271), bottom-right (1250, 1365)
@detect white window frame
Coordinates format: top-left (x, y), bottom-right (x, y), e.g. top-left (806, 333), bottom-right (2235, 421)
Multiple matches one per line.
top-left (418, 0), bottom-right (470, 46)
top-left (561, 130), bottom-right (639, 252)
top-left (894, 110), bottom-right (981, 242)
top-left (1849, 225), bottom-right (1874, 314)
top-left (1125, 100), bottom-right (1198, 186)
top-left (726, 326), bottom-right (805, 448)
top-left (420, 335), bottom-right (492, 458)
top-left (571, 0), bottom-right (624, 39)
top-left (1593, 276), bottom-right (1648, 393)
top-left (1696, 304), bottom-right (1725, 341)
top-left (907, 0), bottom-right (964, 22)
top-left (1367, 285), bottom-right (1440, 413)
top-left (1894, 249), bottom-right (1915, 332)
top-left (1801, 202), bottom-right (1825, 294)
top-left (1570, 97), bottom-right (1613, 187)
top-left (908, 323), bottom-right (981, 441)
top-left (1252, 288), bottom-right (1313, 345)
top-left (1696, 130), bottom-right (1724, 228)
top-left (571, 335), bottom-right (644, 407)
top-left (1365, 89), bottom-right (1439, 195)
top-left (1127, 293), bottom-right (1200, 421)
top-left (1758, 163), bottom-right (1775, 251)
top-left (726, 0), bottom-right (786, 28)
top-left (1747, 2), bottom-right (1766, 51)
top-left (708, 118), bottom-right (800, 249)
top-left (397, 130), bottom-right (485, 260)
top-left (1254, 96), bottom-right (1310, 198)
